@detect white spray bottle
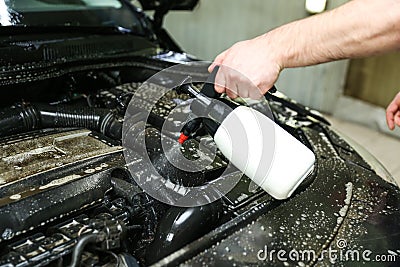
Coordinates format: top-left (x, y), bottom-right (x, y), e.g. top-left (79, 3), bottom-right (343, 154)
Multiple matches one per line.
top-left (177, 67), bottom-right (315, 199)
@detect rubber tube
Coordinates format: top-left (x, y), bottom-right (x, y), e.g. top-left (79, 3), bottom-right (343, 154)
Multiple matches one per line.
top-left (0, 104), bottom-right (122, 140)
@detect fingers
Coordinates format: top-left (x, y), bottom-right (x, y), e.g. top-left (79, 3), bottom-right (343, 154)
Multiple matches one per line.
top-left (214, 69), bottom-right (226, 94)
top-left (215, 69), bottom-right (242, 99)
top-left (395, 111), bottom-right (400, 127)
top-left (208, 37), bottom-right (282, 100)
top-left (210, 64), bottom-right (275, 100)
top-left (225, 83), bottom-right (239, 99)
top-left (225, 88), bottom-right (239, 99)
top-left (386, 109), bottom-right (394, 130)
top-left (224, 67), bottom-right (242, 99)
top-left (248, 82), bottom-right (264, 99)
top-left (208, 50), bottom-right (228, 73)
top-left (209, 50), bottom-right (229, 94)
top-left (386, 92), bottom-right (400, 130)
top-left (386, 107), bottom-right (395, 130)
top-left (212, 63), bottom-right (243, 99)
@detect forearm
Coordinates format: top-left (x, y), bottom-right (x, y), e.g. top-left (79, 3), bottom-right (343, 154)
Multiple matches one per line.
top-left (267, 0), bottom-right (400, 69)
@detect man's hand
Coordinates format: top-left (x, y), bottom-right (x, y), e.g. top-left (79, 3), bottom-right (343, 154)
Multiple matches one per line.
top-left (208, 34), bottom-right (282, 99)
top-left (208, 0), bottom-right (400, 100)
top-left (386, 92), bottom-right (400, 130)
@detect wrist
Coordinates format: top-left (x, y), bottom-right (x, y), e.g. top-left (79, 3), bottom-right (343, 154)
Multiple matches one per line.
top-left (258, 31), bottom-right (285, 73)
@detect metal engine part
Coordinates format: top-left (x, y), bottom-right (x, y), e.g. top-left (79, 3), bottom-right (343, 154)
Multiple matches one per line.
top-left (0, 129), bottom-right (124, 242)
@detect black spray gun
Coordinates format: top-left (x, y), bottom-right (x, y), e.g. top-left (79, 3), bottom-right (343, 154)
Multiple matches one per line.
top-left (177, 66), bottom-right (315, 199)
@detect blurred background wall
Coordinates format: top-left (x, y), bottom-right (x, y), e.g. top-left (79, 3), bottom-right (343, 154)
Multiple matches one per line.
top-left (163, 0), bottom-right (349, 113)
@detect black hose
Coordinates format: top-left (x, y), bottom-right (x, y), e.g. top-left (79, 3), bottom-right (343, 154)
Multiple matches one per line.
top-left (111, 177), bottom-right (142, 205)
top-left (0, 103), bottom-right (122, 140)
top-left (67, 234), bottom-right (100, 267)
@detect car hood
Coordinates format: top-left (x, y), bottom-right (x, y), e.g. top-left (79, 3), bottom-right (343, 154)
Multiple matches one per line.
top-left (138, 0), bottom-right (199, 11)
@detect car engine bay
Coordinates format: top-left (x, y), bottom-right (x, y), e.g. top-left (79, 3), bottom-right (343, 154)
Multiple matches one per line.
top-left (0, 61), bottom-right (399, 267)
top-left (0, 0), bottom-right (399, 258)
top-left (0, 61), bottom-right (320, 265)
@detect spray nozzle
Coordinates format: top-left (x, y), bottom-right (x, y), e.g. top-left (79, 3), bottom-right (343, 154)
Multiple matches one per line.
top-left (176, 67), bottom-right (220, 144)
top-left (176, 78), bottom-right (212, 144)
top-left (178, 117), bottom-right (202, 144)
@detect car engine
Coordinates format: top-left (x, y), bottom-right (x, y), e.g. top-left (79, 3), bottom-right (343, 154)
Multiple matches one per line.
top-left (0, 57), bottom-right (400, 267)
top-left (0, 65), bottom-right (287, 266)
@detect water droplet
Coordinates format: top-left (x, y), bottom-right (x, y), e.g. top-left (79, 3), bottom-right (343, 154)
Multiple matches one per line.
top-left (9, 194), bottom-right (21, 200)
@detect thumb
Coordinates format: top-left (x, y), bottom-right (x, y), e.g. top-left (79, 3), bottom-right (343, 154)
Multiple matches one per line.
top-left (208, 50), bottom-right (228, 73)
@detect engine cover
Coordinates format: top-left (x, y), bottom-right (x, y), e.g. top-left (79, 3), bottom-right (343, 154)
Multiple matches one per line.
top-left (0, 129), bottom-right (124, 241)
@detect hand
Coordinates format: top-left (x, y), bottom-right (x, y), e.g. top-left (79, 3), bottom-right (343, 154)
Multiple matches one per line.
top-left (386, 92), bottom-right (400, 130)
top-left (208, 34), bottom-right (283, 99)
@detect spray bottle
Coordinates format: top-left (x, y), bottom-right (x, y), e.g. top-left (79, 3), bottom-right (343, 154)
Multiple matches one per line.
top-left (177, 67), bottom-right (315, 199)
